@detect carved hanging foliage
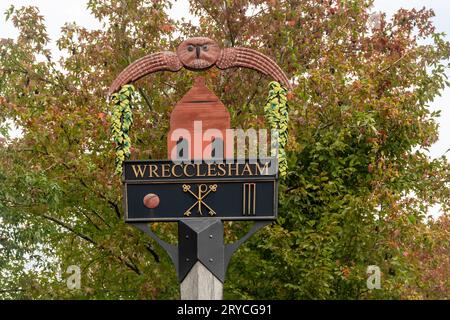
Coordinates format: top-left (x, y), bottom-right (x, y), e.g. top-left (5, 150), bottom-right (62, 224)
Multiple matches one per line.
top-left (110, 85), bottom-right (136, 175)
top-left (264, 82), bottom-right (289, 178)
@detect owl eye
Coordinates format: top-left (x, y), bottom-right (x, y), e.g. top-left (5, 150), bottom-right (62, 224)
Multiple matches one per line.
top-left (187, 45), bottom-right (194, 52)
top-left (202, 45), bottom-right (209, 51)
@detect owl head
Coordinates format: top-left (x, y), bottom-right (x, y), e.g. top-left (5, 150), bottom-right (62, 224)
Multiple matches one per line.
top-left (177, 37), bottom-right (220, 70)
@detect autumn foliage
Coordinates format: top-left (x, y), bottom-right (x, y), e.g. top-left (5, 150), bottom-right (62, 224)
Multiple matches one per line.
top-left (0, 0), bottom-right (449, 299)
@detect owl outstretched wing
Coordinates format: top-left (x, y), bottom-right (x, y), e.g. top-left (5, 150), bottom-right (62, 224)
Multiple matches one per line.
top-left (108, 51), bottom-right (182, 96)
top-left (216, 47), bottom-right (291, 90)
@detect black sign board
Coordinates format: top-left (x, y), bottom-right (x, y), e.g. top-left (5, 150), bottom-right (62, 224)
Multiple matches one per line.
top-left (123, 158), bottom-right (278, 222)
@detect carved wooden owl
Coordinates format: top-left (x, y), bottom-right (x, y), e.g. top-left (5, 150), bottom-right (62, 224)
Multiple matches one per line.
top-left (176, 37), bottom-right (221, 70)
top-left (108, 37), bottom-right (291, 95)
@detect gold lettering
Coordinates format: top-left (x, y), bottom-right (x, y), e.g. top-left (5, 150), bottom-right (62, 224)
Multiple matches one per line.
top-left (184, 164), bottom-right (195, 177)
top-left (217, 163), bottom-right (226, 176)
top-left (207, 164), bottom-right (217, 177)
top-left (228, 163), bottom-right (239, 176)
top-left (255, 161), bottom-right (270, 175)
top-left (171, 164), bottom-right (182, 177)
top-left (161, 164), bottom-right (171, 177)
top-left (196, 164), bottom-right (206, 176)
top-left (241, 163), bottom-right (253, 176)
top-left (149, 164), bottom-right (159, 178)
top-left (243, 183), bottom-right (256, 215)
top-left (132, 165), bottom-right (147, 178)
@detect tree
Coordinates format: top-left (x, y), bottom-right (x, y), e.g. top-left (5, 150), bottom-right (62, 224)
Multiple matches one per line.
top-left (0, 0), bottom-right (449, 299)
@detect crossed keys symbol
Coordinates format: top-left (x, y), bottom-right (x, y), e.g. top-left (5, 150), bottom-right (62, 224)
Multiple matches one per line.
top-left (182, 184), bottom-right (217, 217)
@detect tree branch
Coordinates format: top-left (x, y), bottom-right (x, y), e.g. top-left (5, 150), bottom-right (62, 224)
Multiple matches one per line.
top-left (91, 209), bottom-right (111, 228)
top-left (40, 213), bottom-right (141, 275)
top-left (146, 243), bottom-right (160, 263)
top-left (79, 209), bottom-right (102, 231)
top-left (41, 213), bottom-right (96, 245)
top-left (138, 87), bottom-right (153, 111)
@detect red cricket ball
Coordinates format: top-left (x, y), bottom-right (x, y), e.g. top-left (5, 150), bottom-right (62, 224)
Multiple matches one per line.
top-left (143, 193), bottom-right (160, 209)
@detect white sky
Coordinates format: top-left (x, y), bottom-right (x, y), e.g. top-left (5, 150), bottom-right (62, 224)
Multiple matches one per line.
top-left (0, 1), bottom-right (448, 218)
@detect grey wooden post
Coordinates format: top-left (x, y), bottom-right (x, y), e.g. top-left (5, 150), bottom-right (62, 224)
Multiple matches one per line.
top-left (180, 262), bottom-right (223, 300)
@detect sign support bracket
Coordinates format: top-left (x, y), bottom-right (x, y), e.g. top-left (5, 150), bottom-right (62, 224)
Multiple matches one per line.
top-left (132, 219), bottom-right (271, 299)
top-left (132, 223), bottom-right (179, 275)
top-left (224, 220), bottom-right (271, 272)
